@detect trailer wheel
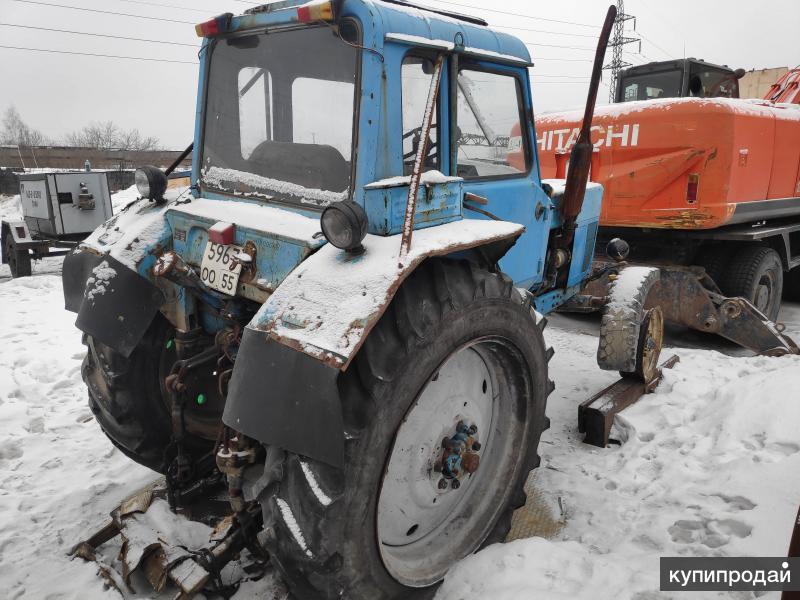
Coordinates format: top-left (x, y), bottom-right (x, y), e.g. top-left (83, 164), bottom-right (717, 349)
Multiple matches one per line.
top-left (3, 230), bottom-right (32, 278)
top-left (261, 258), bottom-right (551, 600)
top-left (82, 315), bottom-right (213, 472)
top-left (722, 245), bottom-right (783, 321)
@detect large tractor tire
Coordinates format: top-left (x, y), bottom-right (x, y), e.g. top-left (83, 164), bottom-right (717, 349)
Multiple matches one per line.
top-left (82, 315), bottom-right (212, 472)
top-left (722, 245), bottom-right (783, 321)
top-left (260, 258), bottom-right (552, 600)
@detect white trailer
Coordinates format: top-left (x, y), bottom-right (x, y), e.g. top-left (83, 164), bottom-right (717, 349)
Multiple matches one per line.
top-left (2, 171), bottom-right (113, 277)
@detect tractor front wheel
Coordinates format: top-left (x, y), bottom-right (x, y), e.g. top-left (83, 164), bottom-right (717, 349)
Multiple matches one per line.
top-left (260, 258), bottom-right (552, 600)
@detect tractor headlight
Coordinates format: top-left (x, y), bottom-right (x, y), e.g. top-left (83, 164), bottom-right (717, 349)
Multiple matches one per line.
top-left (135, 166), bottom-right (168, 203)
top-left (320, 200), bottom-right (368, 253)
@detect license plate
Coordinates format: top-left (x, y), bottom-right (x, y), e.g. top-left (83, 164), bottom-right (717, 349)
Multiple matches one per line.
top-left (200, 241), bottom-right (243, 295)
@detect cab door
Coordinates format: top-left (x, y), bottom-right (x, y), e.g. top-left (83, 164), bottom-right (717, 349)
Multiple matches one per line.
top-left (450, 61), bottom-right (550, 289)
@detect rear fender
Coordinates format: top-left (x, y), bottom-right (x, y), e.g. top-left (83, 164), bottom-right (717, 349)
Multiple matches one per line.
top-left (223, 219), bottom-right (525, 467)
top-left (62, 197), bottom-right (173, 357)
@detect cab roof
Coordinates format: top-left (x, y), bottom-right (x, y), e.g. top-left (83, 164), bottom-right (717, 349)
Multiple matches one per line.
top-left (231, 0), bottom-right (532, 66)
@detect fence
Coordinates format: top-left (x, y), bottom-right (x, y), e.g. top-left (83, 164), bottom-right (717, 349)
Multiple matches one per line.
top-left (0, 145), bottom-right (192, 195)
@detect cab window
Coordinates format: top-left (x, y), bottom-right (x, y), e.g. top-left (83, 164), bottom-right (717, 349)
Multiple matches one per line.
top-left (401, 56), bottom-right (440, 175)
top-left (455, 69), bottom-right (528, 178)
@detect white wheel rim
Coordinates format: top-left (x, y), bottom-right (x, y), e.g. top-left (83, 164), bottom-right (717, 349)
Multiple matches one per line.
top-left (377, 339), bottom-right (527, 587)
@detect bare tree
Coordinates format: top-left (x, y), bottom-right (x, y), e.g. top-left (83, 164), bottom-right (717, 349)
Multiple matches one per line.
top-left (0, 106), bottom-right (48, 147)
top-left (67, 121), bottom-right (160, 151)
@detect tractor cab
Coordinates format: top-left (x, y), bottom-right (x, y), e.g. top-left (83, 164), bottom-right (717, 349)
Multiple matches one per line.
top-left (615, 58), bottom-right (745, 102)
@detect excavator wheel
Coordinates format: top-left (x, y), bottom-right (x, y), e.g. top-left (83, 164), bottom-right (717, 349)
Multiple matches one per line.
top-left (695, 244), bottom-right (731, 290)
top-left (784, 265), bottom-right (800, 302)
top-left (722, 245), bottom-right (783, 321)
top-left (621, 306), bottom-right (664, 382)
top-left (259, 258), bottom-right (552, 600)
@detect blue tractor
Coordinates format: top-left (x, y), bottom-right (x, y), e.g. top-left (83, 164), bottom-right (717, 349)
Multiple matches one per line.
top-left (63, 1), bottom-right (654, 597)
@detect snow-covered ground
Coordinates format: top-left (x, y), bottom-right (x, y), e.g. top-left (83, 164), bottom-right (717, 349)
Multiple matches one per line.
top-left (0, 187), bottom-right (798, 599)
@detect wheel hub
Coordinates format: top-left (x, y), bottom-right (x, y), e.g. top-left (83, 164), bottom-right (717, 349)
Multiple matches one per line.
top-left (755, 281), bottom-right (770, 311)
top-left (433, 421), bottom-right (481, 490)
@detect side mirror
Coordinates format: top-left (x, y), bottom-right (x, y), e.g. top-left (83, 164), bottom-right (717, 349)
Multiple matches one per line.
top-left (734, 68), bottom-right (746, 79)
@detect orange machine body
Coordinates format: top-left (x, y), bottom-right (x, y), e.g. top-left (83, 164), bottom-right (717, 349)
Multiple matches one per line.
top-left (530, 96), bottom-right (800, 230)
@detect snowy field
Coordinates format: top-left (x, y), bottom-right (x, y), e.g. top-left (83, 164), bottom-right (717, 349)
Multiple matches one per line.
top-left (1, 189), bottom-right (799, 599)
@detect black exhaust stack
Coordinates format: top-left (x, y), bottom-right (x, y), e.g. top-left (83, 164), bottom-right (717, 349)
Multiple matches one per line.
top-left (558, 5), bottom-right (617, 246)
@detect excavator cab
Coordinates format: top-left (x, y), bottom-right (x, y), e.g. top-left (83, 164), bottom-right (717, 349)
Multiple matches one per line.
top-left (616, 58), bottom-right (745, 102)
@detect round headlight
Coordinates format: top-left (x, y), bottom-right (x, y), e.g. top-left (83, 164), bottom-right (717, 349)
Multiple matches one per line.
top-left (320, 200), bottom-right (368, 253)
top-left (135, 166), bottom-right (167, 202)
top-left (606, 237), bottom-right (630, 262)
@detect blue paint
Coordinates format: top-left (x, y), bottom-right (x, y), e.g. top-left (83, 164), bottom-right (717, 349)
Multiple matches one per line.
top-left (73, 0), bottom-right (603, 342)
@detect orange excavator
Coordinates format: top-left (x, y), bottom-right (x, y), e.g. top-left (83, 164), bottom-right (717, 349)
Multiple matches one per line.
top-left (530, 59), bottom-right (800, 329)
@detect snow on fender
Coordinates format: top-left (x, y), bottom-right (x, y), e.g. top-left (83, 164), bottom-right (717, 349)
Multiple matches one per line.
top-left (597, 266), bottom-right (661, 373)
top-left (246, 218), bottom-right (525, 369)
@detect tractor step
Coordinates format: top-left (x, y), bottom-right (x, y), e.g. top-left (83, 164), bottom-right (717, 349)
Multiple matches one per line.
top-left (578, 355), bottom-right (680, 447)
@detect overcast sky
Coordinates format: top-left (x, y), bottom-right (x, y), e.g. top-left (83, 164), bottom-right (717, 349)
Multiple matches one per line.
top-left (0, 0), bottom-right (796, 149)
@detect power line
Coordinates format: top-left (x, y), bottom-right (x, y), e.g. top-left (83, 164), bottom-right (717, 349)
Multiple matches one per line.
top-left (637, 31), bottom-right (674, 61)
top-left (8, 0), bottom-right (195, 24)
top-left (0, 22), bottom-right (198, 47)
top-left (532, 73), bottom-right (590, 79)
top-left (533, 57), bottom-right (593, 62)
top-left (523, 42), bottom-right (595, 51)
top-left (493, 24), bottom-right (602, 39)
top-left (417, 0), bottom-right (600, 29)
top-left (0, 44), bottom-right (197, 64)
top-left (111, 0), bottom-right (215, 14)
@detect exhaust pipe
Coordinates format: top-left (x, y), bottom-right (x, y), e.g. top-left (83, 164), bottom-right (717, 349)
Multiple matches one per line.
top-left (559, 5), bottom-right (617, 246)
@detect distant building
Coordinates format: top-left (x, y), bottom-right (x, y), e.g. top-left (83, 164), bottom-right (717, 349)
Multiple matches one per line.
top-left (740, 67), bottom-right (789, 98)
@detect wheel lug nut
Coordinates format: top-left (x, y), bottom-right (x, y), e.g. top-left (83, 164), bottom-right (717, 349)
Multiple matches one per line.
top-left (451, 479), bottom-right (461, 490)
top-left (437, 478), bottom-right (448, 490)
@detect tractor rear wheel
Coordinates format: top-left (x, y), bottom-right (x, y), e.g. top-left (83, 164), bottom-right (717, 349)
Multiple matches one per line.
top-left (722, 245), bottom-right (783, 321)
top-left (260, 258), bottom-right (551, 600)
top-left (82, 315), bottom-right (214, 473)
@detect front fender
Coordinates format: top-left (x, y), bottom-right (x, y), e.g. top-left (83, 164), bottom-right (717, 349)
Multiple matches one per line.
top-left (223, 218), bottom-right (525, 467)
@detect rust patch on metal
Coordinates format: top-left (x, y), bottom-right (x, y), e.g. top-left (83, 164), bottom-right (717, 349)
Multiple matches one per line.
top-left (654, 210), bottom-right (714, 229)
top-left (579, 355), bottom-right (680, 447)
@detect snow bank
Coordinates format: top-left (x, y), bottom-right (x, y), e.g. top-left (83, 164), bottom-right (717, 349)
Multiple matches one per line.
top-left (437, 333), bottom-right (800, 600)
